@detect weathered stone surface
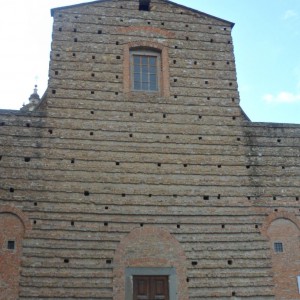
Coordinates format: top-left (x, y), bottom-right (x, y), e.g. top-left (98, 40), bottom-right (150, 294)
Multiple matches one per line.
top-left (0, 0), bottom-right (299, 299)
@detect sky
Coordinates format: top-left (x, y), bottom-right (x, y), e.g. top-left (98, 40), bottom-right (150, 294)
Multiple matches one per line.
top-left (0, 0), bottom-right (299, 124)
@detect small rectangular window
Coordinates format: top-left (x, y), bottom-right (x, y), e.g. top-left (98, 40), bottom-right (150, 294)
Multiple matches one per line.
top-left (7, 240), bottom-right (15, 250)
top-left (139, 0), bottom-right (150, 11)
top-left (274, 242), bottom-right (283, 253)
top-left (297, 276), bottom-right (300, 294)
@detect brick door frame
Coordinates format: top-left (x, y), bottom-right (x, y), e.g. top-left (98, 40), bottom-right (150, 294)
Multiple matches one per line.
top-left (125, 267), bottom-right (177, 300)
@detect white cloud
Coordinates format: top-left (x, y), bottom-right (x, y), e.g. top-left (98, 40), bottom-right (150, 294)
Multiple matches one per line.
top-left (263, 92), bottom-right (300, 104)
top-left (283, 10), bottom-right (298, 20)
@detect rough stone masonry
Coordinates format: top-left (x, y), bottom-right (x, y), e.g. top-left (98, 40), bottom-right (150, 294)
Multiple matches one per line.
top-left (0, 0), bottom-right (299, 299)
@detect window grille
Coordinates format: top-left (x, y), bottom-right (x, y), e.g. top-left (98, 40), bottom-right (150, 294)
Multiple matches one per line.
top-left (274, 242), bottom-right (283, 253)
top-left (7, 240), bottom-right (15, 250)
top-left (131, 51), bottom-right (160, 92)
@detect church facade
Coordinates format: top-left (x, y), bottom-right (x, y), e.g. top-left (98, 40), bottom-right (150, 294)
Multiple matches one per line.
top-left (0, 1), bottom-right (299, 299)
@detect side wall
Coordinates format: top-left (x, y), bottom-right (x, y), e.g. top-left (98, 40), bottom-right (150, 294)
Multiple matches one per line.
top-left (0, 111), bottom-right (42, 299)
top-left (243, 123), bottom-right (300, 300)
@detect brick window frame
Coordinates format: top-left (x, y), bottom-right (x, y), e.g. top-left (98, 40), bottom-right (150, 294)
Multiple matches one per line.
top-left (123, 41), bottom-right (170, 97)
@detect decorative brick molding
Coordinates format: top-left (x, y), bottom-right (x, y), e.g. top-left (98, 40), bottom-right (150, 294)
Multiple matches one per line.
top-left (113, 226), bottom-right (188, 300)
top-left (117, 26), bottom-right (175, 38)
top-left (0, 205), bottom-right (31, 299)
top-left (123, 40), bottom-right (170, 97)
top-left (260, 210), bottom-right (300, 238)
top-left (260, 210), bottom-right (300, 300)
top-left (0, 205), bottom-right (32, 232)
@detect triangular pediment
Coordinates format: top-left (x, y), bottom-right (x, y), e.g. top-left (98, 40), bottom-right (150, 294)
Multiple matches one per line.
top-left (51, 0), bottom-right (234, 27)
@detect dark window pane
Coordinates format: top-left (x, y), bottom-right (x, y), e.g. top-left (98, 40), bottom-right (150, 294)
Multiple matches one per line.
top-left (150, 75), bottom-right (157, 90)
top-left (134, 64), bottom-right (140, 73)
top-left (7, 240), bottom-right (15, 250)
top-left (150, 74), bottom-right (157, 83)
top-left (134, 82), bottom-right (141, 90)
top-left (134, 73), bottom-right (140, 82)
top-left (150, 82), bottom-right (157, 91)
top-left (141, 56), bottom-right (148, 65)
top-left (150, 66), bottom-right (157, 74)
top-left (142, 65), bottom-right (148, 74)
top-left (142, 72), bottom-right (148, 82)
top-left (142, 82), bottom-right (148, 90)
top-left (134, 56), bottom-right (140, 65)
top-left (149, 57), bottom-right (156, 66)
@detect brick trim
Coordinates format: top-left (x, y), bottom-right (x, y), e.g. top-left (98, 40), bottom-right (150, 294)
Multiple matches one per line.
top-left (117, 26), bottom-right (175, 38)
top-left (0, 205), bottom-right (32, 232)
top-left (123, 40), bottom-right (170, 97)
top-left (261, 210), bottom-right (300, 238)
top-left (0, 205), bottom-right (31, 299)
top-left (113, 226), bottom-right (188, 300)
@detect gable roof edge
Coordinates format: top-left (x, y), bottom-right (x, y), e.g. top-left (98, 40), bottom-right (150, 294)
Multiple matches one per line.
top-left (51, 0), bottom-right (110, 17)
top-left (161, 0), bottom-right (234, 28)
top-left (50, 0), bottom-right (235, 27)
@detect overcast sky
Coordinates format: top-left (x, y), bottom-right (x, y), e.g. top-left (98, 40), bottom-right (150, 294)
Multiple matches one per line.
top-left (0, 0), bottom-right (299, 124)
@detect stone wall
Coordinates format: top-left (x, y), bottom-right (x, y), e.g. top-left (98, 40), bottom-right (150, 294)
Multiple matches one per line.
top-left (0, 0), bottom-right (299, 299)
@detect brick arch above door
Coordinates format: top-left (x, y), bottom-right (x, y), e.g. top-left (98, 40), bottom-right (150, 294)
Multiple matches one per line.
top-left (113, 226), bottom-right (188, 300)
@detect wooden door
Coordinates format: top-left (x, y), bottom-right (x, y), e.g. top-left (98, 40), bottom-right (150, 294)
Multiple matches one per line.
top-left (133, 276), bottom-right (169, 300)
